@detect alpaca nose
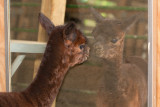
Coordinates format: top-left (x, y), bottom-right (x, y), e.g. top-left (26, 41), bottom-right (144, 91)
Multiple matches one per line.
top-left (85, 45), bottom-right (90, 55)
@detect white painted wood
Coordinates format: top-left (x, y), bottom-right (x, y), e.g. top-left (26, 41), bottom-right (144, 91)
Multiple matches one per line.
top-left (10, 37), bottom-right (93, 54)
top-left (10, 36), bottom-right (93, 54)
top-left (10, 40), bottom-right (46, 53)
top-left (11, 55), bottom-right (26, 77)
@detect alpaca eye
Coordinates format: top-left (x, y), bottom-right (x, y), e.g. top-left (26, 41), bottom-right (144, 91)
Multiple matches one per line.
top-left (79, 44), bottom-right (85, 49)
top-left (111, 38), bottom-right (118, 43)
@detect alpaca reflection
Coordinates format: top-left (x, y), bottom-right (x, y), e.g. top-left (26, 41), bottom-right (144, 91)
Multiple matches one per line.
top-left (91, 8), bottom-right (147, 107)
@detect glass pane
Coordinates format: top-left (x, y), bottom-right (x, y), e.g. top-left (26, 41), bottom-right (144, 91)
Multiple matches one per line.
top-left (59, 0), bottom-right (148, 107)
top-left (10, 0), bottom-right (148, 107)
top-left (10, 0), bottom-right (41, 91)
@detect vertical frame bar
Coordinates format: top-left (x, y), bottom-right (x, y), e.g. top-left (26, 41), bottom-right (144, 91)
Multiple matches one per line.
top-left (148, 0), bottom-right (152, 106)
top-left (148, 0), bottom-right (157, 106)
top-left (148, 0), bottom-right (153, 106)
top-left (4, 0), bottom-right (10, 92)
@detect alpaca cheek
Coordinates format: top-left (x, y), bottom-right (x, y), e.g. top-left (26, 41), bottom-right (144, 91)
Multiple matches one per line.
top-left (69, 54), bottom-right (83, 66)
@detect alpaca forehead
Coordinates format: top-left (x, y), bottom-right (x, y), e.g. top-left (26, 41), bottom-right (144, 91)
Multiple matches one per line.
top-left (75, 30), bottom-right (87, 44)
top-left (99, 20), bottom-right (123, 29)
top-left (94, 21), bottom-right (124, 38)
top-left (94, 28), bottom-right (120, 38)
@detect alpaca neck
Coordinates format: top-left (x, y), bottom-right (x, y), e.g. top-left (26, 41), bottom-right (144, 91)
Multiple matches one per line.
top-left (102, 52), bottom-right (124, 93)
top-left (23, 42), bottom-right (69, 106)
top-left (107, 40), bottom-right (124, 69)
top-left (103, 39), bottom-right (124, 82)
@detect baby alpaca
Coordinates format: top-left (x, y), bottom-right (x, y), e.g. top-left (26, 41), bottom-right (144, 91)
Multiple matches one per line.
top-left (91, 8), bottom-right (147, 107)
top-left (0, 13), bottom-right (90, 107)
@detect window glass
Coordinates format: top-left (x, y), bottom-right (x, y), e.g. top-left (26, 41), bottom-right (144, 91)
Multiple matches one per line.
top-left (11, 0), bottom-right (148, 106)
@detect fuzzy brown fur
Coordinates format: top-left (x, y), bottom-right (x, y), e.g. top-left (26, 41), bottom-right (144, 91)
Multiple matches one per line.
top-left (90, 8), bottom-right (147, 107)
top-left (0, 13), bottom-right (89, 107)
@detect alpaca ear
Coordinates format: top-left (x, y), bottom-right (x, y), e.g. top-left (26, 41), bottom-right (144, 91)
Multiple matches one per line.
top-left (122, 14), bottom-right (140, 31)
top-left (63, 22), bottom-right (77, 42)
top-left (90, 7), bottom-right (105, 22)
top-left (38, 12), bottom-right (55, 36)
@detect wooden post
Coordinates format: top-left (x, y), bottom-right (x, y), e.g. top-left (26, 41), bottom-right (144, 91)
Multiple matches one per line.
top-left (0, 0), bottom-right (6, 92)
top-left (33, 0), bottom-right (66, 107)
top-left (151, 0), bottom-right (160, 106)
top-left (157, 0), bottom-right (160, 106)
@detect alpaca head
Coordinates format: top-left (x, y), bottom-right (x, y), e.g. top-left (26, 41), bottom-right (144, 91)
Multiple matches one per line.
top-left (39, 13), bottom-right (90, 67)
top-left (91, 8), bottom-right (139, 59)
top-left (62, 22), bottom-right (90, 67)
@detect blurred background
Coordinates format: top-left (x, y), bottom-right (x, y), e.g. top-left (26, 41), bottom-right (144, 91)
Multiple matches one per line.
top-left (10, 0), bottom-right (148, 107)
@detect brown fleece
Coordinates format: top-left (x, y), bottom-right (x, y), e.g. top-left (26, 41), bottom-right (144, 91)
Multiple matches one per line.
top-left (90, 8), bottom-right (147, 107)
top-left (0, 13), bottom-right (89, 107)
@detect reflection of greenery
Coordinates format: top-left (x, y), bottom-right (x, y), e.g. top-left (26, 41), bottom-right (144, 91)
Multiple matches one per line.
top-left (66, 4), bottom-right (147, 11)
top-left (80, 0), bottom-right (117, 7)
top-left (100, 13), bottom-right (115, 18)
top-left (126, 35), bottom-right (148, 39)
top-left (62, 88), bottom-right (97, 95)
top-left (100, 12), bottom-right (107, 17)
top-left (11, 2), bottom-right (147, 11)
top-left (90, 0), bottom-right (116, 7)
top-left (80, 0), bottom-right (89, 3)
top-left (83, 30), bottom-right (92, 35)
top-left (84, 19), bottom-right (96, 27)
top-left (11, 2), bottom-right (40, 7)
top-left (11, 28), bottom-right (148, 40)
top-left (84, 33), bottom-right (147, 39)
